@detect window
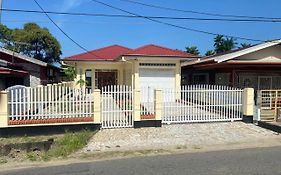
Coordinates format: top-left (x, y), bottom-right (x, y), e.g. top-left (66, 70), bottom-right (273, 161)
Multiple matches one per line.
top-left (192, 73), bottom-right (209, 84)
top-left (85, 69), bottom-right (92, 91)
top-left (215, 73), bottom-right (230, 86)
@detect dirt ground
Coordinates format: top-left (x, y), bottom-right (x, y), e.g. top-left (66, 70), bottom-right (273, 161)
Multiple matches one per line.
top-left (83, 122), bottom-right (280, 152)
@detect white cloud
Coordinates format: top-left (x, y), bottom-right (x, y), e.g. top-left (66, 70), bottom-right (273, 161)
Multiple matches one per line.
top-left (60, 0), bottom-right (86, 12)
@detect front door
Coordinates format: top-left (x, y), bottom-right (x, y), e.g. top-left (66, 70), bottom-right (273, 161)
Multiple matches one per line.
top-left (95, 70), bottom-right (117, 90)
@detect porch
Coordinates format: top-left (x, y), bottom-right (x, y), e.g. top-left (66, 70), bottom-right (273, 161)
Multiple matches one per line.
top-left (183, 63), bottom-right (281, 91)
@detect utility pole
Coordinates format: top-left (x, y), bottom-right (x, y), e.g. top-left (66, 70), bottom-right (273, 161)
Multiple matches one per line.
top-left (0, 0), bottom-right (2, 24)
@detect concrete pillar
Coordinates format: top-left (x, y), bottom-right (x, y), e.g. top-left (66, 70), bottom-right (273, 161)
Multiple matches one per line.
top-left (0, 91), bottom-right (8, 128)
top-left (154, 89), bottom-right (162, 121)
top-left (93, 89), bottom-right (101, 124)
top-left (133, 89), bottom-right (141, 122)
top-left (242, 88), bottom-right (254, 123)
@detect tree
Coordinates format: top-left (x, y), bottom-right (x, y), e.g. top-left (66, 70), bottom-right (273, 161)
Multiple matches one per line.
top-left (0, 23), bottom-right (62, 63)
top-left (214, 35), bottom-right (237, 53)
top-left (185, 46), bottom-right (200, 55)
top-left (205, 50), bottom-right (215, 56)
top-left (240, 42), bottom-right (251, 48)
top-left (62, 62), bottom-right (76, 81)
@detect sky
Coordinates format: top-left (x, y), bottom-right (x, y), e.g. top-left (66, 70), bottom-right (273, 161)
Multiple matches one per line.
top-left (2, 0), bottom-right (281, 57)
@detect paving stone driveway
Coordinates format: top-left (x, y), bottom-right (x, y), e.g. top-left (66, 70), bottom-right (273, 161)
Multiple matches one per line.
top-left (84, 122), bottom-right (280, 152)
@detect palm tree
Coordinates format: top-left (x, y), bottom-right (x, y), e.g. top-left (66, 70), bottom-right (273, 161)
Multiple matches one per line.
top-left (185, 46), bottom-right (200, 55)
top-left (205, 50), bottom-right (215, 56)
top-left (240, 43), bottom-right (251, 48)
top-left (214, 35), bottom-right (237, 53)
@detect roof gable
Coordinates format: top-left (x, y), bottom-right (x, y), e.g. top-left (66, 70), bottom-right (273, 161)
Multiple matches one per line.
top-left (213, 39), bottom-right (281, 63)
top-left (64, 45), bottom-right (132, 61)
top-left (181, 39), bottom-right (281, 67)
top-left (124, 44), bottom-right (195, 58)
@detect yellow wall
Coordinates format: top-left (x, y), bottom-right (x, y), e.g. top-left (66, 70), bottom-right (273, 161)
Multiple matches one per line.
top-left (69, 57), bottom-right (182, 90)
top-left (74, 62), bottom-right (124, 90)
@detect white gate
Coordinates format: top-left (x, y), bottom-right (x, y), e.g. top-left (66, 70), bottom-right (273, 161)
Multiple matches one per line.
top-left (162, 85), bottom-right (243, 123)
top-left (101, 85), bottom-right (133, 128)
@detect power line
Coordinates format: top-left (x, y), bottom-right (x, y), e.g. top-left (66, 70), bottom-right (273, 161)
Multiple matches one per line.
top-left (120, 0), bottom-right (281, 20)
top-left (90, 0), bottom-right (264, 42)
top-left (33, 0), bottom-right (102, 58)
top-left (2, 8), bottom-right (281, 23)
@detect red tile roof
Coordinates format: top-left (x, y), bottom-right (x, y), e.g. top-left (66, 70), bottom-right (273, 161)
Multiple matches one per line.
top-left (64, 44), bottom-right (195, 61)
top-left (124, 44), bottom-right (195, 57)
top-left (64, 45), bottom-right (132, 61)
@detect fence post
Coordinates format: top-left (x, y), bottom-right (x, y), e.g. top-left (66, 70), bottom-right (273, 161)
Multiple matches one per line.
top-left (0, 91), bottom-right (8, 128)
top-left (242, 88), bottom-right (254, 123)
top-left (93, 89), bottom-right (101, 124)
top-left (133, 89), bottom-right (141, 122)
top-left (154, 89), bottom-right (162, 121)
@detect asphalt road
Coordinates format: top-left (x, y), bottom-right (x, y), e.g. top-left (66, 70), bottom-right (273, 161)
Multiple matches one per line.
top-left (2, 146), bottom-right (281, 175)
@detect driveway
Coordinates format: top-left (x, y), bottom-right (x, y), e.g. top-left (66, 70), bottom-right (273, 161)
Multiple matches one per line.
top-left (84, 122), bottom-right (280, 152)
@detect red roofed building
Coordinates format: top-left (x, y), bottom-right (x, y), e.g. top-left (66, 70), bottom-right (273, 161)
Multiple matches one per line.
top-left (0, 48), bottom-right (61, 90)
top-left (64, 44), bottom-right (198, 91)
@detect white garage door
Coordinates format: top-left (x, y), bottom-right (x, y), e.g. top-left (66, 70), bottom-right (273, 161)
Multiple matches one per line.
top-left (140, 69), bottom-right (175, 102)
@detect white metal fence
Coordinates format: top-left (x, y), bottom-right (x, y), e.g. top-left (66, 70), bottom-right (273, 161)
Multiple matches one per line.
top-left (162, 85), bottom-right (243, 123)
top-left (101, 85), bottom-right (133, 128)
top-left (7, 82), bottom-right (94, 124)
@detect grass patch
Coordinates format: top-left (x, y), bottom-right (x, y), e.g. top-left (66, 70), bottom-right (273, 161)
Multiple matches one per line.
top-left (44, 130), bottom-right (94, 160)
top-left (0, 158), bottom-right (8, 164)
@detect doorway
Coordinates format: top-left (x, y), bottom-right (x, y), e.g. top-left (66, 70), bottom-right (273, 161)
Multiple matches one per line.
top-left (95, 70), bottom-right (117, 90)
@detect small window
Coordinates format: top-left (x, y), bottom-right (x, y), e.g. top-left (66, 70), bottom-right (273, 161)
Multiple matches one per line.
top-left (85, 69), bottom-right (92, 91)
top-left (192, 73), bottom-right (209, 84)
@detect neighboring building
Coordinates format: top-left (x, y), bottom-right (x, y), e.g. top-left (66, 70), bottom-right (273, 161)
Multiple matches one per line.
top-left (0, 47), bottom-right (60, 90)
top-left (64, 44), bottom-right (197, 91)
top-left (181, 39), bottom-right (281, 90)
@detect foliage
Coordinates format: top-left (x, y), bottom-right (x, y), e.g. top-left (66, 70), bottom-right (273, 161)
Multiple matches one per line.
top-left (44, 130), bottom-right (94, 159)
top-left (76, 79), bottom-right (87, 87)
top-left (185, 46), bottom-right (200, 55)
top-left (62, 62), bottom-right (77, 81)
top-left (0, 23), bottom-right (62, 63)
top-left (240, 42), bottom-right (251, 48)
top-left (213, 35), bottom-right (237, 53)
top-left (205, 50), bottom-right (215, 56)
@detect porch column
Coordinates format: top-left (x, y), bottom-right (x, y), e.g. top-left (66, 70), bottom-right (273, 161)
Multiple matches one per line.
top-left (0, 91), bottom-right (8, 128)
top-left (93, 89), bottom-right (101, 124)
top-left (242, 88), bottom-right (254, 123)
top-left (133, 61), bottom-right (140, 89)
top-left (154, 89), bottom-right (162, 121)
top-left (133, 89), bottom-right (141, 122)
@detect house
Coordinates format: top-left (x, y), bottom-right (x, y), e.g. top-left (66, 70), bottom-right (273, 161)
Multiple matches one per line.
top-left (181, 39), bottom-right (281, 91)
top-left (64, 44), bottom-right (197, 91)
top-left (0, 47), bottom-right (60, 90)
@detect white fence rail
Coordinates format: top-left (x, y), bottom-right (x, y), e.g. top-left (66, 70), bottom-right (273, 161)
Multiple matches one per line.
top-left (101, 85), bottom-right (133, 128)
top-left (162, 85), bottom-right (243, 123)
top-left (7, 82), bottom-right (94, 124)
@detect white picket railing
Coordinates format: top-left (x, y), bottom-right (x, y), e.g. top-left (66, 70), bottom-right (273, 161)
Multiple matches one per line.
top-left (101, 85), bottom-right (133, 128)
top-left (7, 82), bottom-right (94, 124)
top-left (162, 85), bottom-right (243, 123)
top-left (140, 86), bottom-right (155, 116)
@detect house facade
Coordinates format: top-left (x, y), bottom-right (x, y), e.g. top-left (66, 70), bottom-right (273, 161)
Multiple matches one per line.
top-left (64, 44), bottom-right (197, 91)
top-left (181, 39), bottom-right (281, 91)
top-left (0, 47), bottom-right (60, 90)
